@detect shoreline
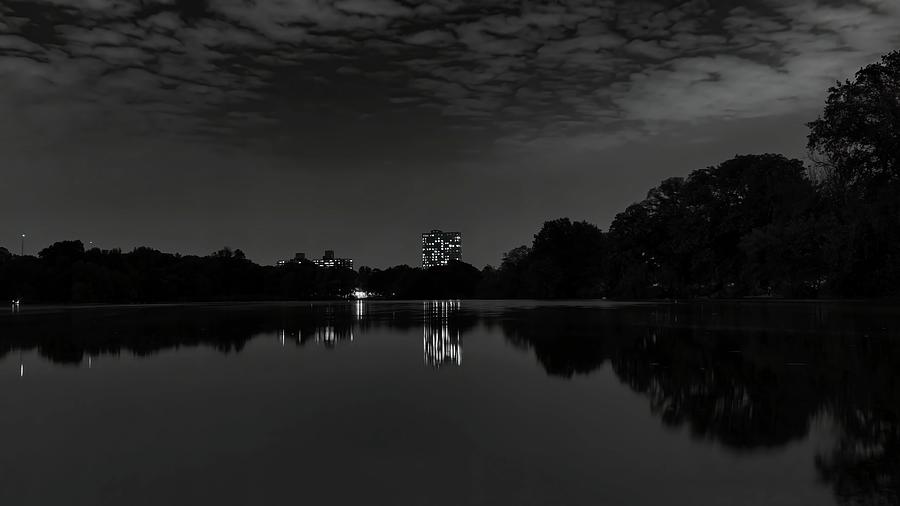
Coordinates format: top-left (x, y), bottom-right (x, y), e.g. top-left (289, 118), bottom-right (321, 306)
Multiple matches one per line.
top-left (4, 297), bottom-right (898, 313)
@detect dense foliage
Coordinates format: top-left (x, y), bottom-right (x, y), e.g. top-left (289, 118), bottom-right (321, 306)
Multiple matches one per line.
top-left (807, 50), bottom-right (900, 295)
top-left (0, 244), bottom-right (358, 303)
top-left (484, 50), bottom-right (900, 299)
top-left (2, 50), bottom-right (899, 302)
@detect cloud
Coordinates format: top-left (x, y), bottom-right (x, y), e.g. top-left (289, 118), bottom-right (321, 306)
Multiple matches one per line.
top-left (610, 0), bottom-right (900, 126)
top-left (404, 29), bottom-right (456, 46)
top-left (625, 39), bottom-right (677, 60)
top-left (334, 0), bottom-right (413, 18)
top-left (0, 0), bottom-right (898, 154)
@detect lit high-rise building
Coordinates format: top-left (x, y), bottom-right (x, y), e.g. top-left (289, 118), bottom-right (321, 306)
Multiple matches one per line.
top-left (422, 230), bottom-right (462, 268)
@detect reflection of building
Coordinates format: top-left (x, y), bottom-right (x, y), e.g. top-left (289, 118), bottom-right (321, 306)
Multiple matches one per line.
top-left (280, 325), bottom-right (353, 349)
top-left (278, 303), bottom-right (361, 349)
top-left (422, 230), bottom-right (462, 268)
top-left (312, 249), bottom-right (353, 270)
top-left (423, 300), bottom-right (462, 367)
top-left (314, 325), bottom-right (353, 347)
top-left (354, 300), bottom-right (366, 319)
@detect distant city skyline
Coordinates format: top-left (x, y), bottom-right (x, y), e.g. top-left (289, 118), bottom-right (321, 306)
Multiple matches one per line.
top-left (277, 249), bottom-right (353, 269)
top-left (270, 232), bottom-right (466, 269)
top-left (312, 250), bottom-right (353, 270)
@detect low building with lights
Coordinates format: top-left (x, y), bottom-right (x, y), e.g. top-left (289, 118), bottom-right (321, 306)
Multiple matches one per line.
top-left (277, 252), bottom-right (308, 266)
top-left (312, 249), bottom-right (353, 269)
top-left (422, 230), bottom-right (462, 268)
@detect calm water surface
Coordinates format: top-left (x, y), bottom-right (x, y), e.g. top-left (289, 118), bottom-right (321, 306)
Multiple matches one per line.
top-left (1, 300), bottom-right (898, 505)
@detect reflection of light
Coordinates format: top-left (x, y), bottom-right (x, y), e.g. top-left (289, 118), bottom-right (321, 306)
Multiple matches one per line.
top-left (314, 325), bottom-right (353, 347)
top-left (354, 300), bottom-right (366, 320)
top-left (423, 299), bottom-right (460, 316)
top-left (280, 329), bottom-right (286, 347)
top-left (423, 301), bottom-right (463, 368)
top-left (423, 324), bottom-right (462, 367)
top-left (19, 364), bottom-right (24, 377)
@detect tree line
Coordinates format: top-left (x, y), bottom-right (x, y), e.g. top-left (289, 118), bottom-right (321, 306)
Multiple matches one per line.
top-left (482, 50), bottom-right (900, 299)
top-left (2, 50), bottom-right (898, 302)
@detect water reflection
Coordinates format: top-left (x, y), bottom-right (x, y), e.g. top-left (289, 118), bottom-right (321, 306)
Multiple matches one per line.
top-left (496, 303), bottom-right (900, 505)
top-left (1, 301), bottom-right (899, 504)
top-left (354, 299), bottom-right (366, 319)
top-left (276, 304), bottom-right (362, 349)
top-left (423, 300), bottom-right (462, 368)
top-left (314, 325), bottom-right (352, 346)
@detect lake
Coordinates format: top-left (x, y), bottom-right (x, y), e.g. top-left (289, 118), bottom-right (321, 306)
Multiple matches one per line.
top-left (1, 300), bottom-right (898, 505)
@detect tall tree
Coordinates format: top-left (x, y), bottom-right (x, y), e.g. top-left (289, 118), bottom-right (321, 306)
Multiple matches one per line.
top-left (808, 50), bottom-right (900, 192)
top-left (807, 50), bottom-right (900, 295)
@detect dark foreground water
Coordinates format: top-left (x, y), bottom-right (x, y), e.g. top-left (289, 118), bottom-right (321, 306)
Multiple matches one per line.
top-left (1, 301), bottom-right (898, 505)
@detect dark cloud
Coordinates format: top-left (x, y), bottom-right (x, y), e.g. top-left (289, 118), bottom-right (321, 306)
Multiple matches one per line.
top-left (3, 0), bottom-right (898, 152)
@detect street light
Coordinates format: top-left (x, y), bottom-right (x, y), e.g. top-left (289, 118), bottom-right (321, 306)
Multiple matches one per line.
top-left (20, 234), bottom-right (25, 256)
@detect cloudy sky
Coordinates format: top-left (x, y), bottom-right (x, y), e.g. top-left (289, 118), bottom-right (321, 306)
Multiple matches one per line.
top-left (1, 0), bottom-right (898, 267)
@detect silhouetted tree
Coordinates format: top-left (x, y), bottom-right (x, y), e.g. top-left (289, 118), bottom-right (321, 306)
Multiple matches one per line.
top-left (361, 261), bottom-right (482, 299)
top-left (607, 155), bottom-right (819, 298)
top-left (482, 220), bottom-right (606, 299)
top-left (608, 178), bottom-right (686, 297)
top-left (478, 245), bottom-right (532, 298)
top-left (0, 241), bottom-right (368, 303)
top-left (808, 51), bottom-right (900, 191)
top-left (807, 50), bottom-right (900, 296)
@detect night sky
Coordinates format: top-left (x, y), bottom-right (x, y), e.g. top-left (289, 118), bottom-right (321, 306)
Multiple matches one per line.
top-left (1, 0), bottom-right (898, 267)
